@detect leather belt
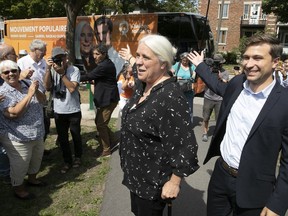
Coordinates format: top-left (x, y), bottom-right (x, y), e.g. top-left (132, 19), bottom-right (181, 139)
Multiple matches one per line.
top-left (220, 157), bottom-right (238, 177)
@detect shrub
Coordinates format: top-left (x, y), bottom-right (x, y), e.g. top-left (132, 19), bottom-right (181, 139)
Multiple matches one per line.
top-left (222, 51), bottom-right (238, 64)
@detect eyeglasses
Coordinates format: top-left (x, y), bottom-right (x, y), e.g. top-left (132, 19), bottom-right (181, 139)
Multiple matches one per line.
top-left (2, 69), bottom-right (18, 75)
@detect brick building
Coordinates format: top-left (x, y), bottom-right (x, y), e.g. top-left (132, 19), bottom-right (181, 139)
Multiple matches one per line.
top-left (198, 0), bottom-right (288, 54)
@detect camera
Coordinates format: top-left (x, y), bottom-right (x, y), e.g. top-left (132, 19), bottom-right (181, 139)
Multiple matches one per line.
top-left (233, 66), bottom-right (240, 70)
top-left (212, 61), bottom-right (221, 73)
top-left (52, 56), bottom-right (62, 66)
top-left (55, 90), bottom-right (66, 99)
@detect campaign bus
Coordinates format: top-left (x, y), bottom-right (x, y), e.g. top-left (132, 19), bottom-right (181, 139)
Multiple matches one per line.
top-left (3, 12), bottom-right (214, 73)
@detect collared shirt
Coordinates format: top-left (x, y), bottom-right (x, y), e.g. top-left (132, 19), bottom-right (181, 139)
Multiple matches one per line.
top-left (120, 77), bottom-right (199, 200)
top-left (17, 54), bottom-right (47, 92)
top-left (220, 79), bottom-right (276, 169)
top-left (52, 65), bottom-right (81, 114)
top-left (0, 81), bottom-right (44, 142)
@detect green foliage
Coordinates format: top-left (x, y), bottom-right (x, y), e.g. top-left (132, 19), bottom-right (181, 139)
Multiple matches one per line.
top-left (237, 31), bottom-right (265, 56)
top-left (222, 51), bottom-right (238, 64)
top-left (158, 0), bottom-right (197, 12)
top-left (0, 0), bottom-right (66, 19)
top-left (0, 0), bottom-right (198, 19)
top-left (262, 0), bottom-right (288, 23)
top-left (238, 35), bottom-right (249, 56)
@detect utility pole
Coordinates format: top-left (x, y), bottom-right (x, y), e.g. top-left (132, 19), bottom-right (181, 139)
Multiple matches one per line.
top-left (215, 0), bottom-right (225, 53)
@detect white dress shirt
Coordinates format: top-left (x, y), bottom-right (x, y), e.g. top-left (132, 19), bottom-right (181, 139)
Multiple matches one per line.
top-left (220, 79), bottom-right (276, 169)
top-left (17, 55), bottom-right (47, 93)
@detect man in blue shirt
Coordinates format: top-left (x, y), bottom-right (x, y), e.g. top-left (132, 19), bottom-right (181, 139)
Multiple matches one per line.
top-left (188, 34), bottom-right (288, 216)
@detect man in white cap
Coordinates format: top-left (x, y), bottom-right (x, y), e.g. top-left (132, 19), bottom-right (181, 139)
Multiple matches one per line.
top-left (17, 39), bottom-right (47, 93)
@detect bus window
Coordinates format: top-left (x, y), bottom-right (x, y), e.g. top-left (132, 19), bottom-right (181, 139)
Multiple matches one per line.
top-left (158, 13), bottom-right (214, 60)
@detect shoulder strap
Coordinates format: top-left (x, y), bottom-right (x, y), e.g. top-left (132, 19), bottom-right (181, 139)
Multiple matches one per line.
top-left (176, 62), bottom-right (194, 79)
top-left (175, 62), bottom-right (181, 77)
top-left (188, 66), bottom-right (193, 78)
top-left (21, 79), bottom-right (30, 87)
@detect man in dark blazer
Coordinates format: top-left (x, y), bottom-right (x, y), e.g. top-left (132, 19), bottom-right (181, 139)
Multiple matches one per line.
top-left (81, 43), bottom-right (119, 157)
top-left (188, 34), bottom-right (288, 216)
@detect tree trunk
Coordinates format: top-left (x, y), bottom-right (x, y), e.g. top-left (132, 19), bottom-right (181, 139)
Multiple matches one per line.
top-left (64, 0), bottom-right (90, 64)
top-left (65, 4), bottom-right (77, 64)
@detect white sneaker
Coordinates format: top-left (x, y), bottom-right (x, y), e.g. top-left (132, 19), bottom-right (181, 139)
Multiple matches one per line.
top-left (202, 134), bottom-right (208, 142)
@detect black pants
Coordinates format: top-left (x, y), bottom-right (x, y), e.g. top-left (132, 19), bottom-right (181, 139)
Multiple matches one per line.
top-left (54, 112), bottom-right (82, 164)
top-left (130, 192), bottom-right (166, 216)
top-left (207, 158), bottom-right (263, 216)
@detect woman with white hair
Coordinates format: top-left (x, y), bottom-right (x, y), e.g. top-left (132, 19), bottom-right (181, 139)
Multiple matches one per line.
top-left (119, 35), bottom-right (199, 216)
top-left (0, 60), bottom-right (46, 200)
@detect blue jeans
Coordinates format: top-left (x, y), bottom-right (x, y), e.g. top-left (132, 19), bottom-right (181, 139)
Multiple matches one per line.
top-left (0, 143), bottom-right (10, 177)
top-left (184, 90), bottom-right (194, 123)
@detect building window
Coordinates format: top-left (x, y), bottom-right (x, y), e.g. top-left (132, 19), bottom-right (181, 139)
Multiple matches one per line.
top-left (284, 33), bottom-right (288, 46)
top-left (218, 29), bottom-right (228, 45)
top-left (243, 4), bottom-right (249, 20)
top-left (243, 2), bottom-right (266, 21)
top-left (260, 13), bottom-right (267, 20)
top-left (218, 3), bottom-right (229, 19)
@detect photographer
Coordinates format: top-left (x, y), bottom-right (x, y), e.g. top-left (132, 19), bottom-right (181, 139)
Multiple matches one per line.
top-left (44, 47), bottom-right (82, 174)
top-left (202, 54), bottom-right (229, 142)
top-left (274, 57), bottom-right (288, 88)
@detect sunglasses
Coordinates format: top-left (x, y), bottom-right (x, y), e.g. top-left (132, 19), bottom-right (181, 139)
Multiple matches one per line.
top-left (2, 69), bottom-right (18, 75)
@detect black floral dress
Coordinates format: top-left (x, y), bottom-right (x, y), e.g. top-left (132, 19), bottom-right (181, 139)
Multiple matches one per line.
top-left (120, 76), bottom-right (199, 200)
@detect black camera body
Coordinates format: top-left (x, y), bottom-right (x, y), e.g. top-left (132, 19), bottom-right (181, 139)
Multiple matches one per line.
top-left (212, 60), bottom-right (222, 73)
top-left (55, 90), bottom-right (66, 99)
top-left (52, 56), bottom-right (62, 66)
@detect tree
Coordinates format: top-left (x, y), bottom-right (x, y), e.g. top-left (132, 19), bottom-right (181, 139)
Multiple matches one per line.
top-left (158, 0), bottom-right (197, 12)
top-left (262, 0), bottom-right (288, 23)
top-left (0, 0), bottom-right (66, 19)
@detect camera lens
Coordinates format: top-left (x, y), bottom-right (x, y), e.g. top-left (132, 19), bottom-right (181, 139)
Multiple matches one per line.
top-left (52, 57), bottom-right (62, 66)
top-left (55, 91), bottom-right (66, 99)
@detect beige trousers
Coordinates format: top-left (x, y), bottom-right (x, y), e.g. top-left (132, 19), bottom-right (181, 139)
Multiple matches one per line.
top-left (0, 135), bottom-right (44, 186)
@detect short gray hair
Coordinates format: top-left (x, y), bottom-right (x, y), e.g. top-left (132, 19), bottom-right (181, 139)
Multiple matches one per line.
top-left (29, 39), bottom-right (47, 52)
top-left (0, 60), bottom-right (18, 74)
top-left (139, 34), bottom-right (177, 70)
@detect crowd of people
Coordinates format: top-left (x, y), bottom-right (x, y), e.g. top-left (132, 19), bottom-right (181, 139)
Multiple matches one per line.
top-left (1, 31), bottom-right (288, 216)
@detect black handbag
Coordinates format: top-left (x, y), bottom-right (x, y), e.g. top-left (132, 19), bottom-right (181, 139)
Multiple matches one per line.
top-left (177, 79), bottom-right (193, 92)
top-left (175, 63), bottom-right (194, 92)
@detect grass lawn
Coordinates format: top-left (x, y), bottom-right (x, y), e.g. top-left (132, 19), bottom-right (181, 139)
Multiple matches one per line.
top-left (0, 87), bottom-right (116, 216)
